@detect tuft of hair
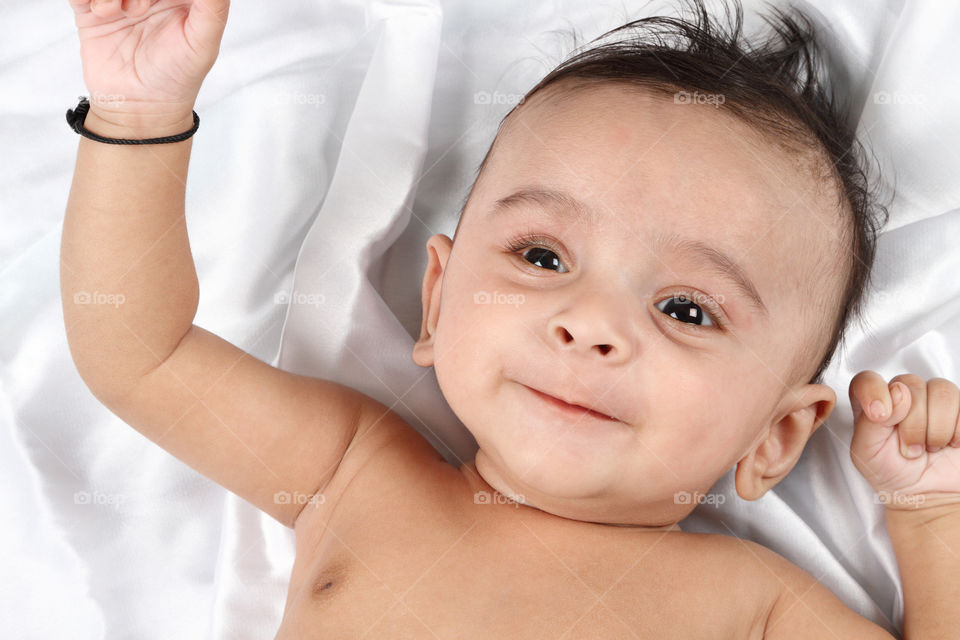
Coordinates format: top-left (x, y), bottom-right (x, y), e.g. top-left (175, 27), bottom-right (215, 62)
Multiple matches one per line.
top-left (458, 0), bottom-right (889, 386)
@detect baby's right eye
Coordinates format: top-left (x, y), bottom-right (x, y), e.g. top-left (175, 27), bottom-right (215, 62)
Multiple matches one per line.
top-left (521, 246), bottom-right (567, 272)
top-left (504, 233), bottom-right (571, 273)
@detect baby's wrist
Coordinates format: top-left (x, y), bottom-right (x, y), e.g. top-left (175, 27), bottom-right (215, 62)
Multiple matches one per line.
top-left (84, 105), bottom-right (197, 141)
top-left (884, 496), bottom-right (960, 530)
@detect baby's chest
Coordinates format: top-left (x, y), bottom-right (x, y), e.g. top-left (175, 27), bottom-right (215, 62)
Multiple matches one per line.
top-left (276, 481), bottom-right (772, 639)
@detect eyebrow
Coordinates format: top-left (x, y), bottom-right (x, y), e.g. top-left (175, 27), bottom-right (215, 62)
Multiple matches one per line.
top-left (490, 187), bottom-right (769, 318)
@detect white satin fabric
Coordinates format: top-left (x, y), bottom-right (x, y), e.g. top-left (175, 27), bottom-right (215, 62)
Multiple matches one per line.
top-left (1, 0), bottom-right (957, 638)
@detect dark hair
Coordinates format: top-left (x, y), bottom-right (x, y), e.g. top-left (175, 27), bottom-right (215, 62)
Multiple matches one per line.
top-left (455, 0), bottom-right (889, 386)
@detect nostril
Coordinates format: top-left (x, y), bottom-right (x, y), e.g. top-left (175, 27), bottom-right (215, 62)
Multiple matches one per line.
top-left (596, 344), bottom-right (613, 356)
top-left (556, 327), bottom-right (574, 344)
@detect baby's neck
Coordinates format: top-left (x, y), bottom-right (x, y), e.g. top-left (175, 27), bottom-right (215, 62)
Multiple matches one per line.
top-left (460, 458), bottom-right (683, 532)
top-left (601, 521), bottom-right (682, 532)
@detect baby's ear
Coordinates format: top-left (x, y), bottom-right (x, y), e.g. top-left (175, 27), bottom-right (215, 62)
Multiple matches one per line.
top-left (412, 234), bottom-right (453, 367)
top-left (734, 383), bottom-right (836, 501)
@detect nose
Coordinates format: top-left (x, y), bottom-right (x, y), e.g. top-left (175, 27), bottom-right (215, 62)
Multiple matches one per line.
top-left (546, 293), bottom-right (634, 363)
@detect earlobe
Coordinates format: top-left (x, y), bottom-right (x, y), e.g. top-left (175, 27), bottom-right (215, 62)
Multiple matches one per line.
top-left (412, 234), bottom-right (453, 368)
top-left (734, 383), bottom-right (836, 501)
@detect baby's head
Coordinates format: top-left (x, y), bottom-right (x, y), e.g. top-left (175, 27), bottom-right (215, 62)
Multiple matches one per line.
top-left (412, 0), bottom-right (888, 526)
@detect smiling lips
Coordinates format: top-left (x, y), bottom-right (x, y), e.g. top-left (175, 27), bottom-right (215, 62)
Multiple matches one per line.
top-left (524, 385), bottom-right (621, 422)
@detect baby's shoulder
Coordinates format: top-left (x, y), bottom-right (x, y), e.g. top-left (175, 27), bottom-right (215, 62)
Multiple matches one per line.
top-left (659, 532), bottom-right (785, 619)
top-left (292, 404), bottom-right (465, 535)
top-left (669, 530), bottom-right (802, 597)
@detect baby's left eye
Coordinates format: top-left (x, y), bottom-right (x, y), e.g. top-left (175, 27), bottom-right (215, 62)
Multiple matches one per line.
top-left (655, 295), bottom-right (716, 327)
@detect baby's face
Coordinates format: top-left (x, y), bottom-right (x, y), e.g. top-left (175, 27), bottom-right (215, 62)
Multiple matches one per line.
top-left (415, 83), bottom-right (840, 525)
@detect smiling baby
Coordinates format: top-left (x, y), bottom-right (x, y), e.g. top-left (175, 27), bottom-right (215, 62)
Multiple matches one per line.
top-left (61, 0), bottom-right (960, 637)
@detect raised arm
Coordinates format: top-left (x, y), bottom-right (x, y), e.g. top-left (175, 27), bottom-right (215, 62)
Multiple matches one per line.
top-left (61, 0), bottom-right (387, 528)
top-left (849, 371), bottom-right (960, 639)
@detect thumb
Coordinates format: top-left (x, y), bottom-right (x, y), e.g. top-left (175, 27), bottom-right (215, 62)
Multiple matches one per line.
top-left (185, 0), bottom-right (230, 58)
top-left (850, 379), bottom-right (912, 456)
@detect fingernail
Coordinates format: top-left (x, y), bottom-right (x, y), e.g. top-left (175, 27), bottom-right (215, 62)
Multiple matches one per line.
top-left (869, 400), bottom-right (887, 420)
top-left (928, 445), bottom-right (942, 453)
top-left (891, 384), bottom-right (902, 406)
top-left (906, 444), bottom-right (924, 458)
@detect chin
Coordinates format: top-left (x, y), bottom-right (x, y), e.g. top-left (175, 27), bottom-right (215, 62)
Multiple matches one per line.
top-left (478, 443), bottom-right (614, 503)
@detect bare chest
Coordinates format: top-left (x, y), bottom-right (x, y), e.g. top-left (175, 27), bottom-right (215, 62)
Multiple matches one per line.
top-left (273, 464), bottom-right (773, 639)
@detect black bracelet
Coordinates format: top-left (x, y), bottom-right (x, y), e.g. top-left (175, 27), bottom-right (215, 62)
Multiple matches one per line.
top-left (66, 96), bottom-right (200, 145)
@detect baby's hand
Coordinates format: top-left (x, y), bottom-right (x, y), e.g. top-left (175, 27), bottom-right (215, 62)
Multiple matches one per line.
top-left (69, 0), bottom-right (229, 124)
top-left (849, 371), bottom-right (960, 510)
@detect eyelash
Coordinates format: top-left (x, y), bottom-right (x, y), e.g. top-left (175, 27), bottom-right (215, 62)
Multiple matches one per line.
top-left (503, 232), bottom-right (728, 331)
top-left (504, 233), bottom-right (566, 262)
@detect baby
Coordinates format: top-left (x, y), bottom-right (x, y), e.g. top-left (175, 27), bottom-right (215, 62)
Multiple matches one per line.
top-left (61, 0), bottom-right (960, 637)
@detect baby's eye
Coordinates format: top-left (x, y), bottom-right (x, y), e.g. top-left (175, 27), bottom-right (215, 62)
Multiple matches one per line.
top-left (655, 294), bottom-right (716, 327)
top-left (521, 247), bottom-right (568, 273)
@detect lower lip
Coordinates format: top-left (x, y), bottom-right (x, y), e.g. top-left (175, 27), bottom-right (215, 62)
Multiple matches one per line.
top-left (523, 386), bottom-right (621, 423)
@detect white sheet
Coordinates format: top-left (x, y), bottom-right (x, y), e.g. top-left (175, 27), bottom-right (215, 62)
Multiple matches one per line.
top-left (2, 0), bottom-right (958, 637)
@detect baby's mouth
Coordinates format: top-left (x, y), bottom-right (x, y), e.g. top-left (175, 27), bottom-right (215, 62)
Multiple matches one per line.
top-left (523, 385), bottom-right (621, 422)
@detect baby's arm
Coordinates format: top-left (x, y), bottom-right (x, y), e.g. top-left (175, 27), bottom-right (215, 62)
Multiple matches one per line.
top-left (61, 0), bottom-right (389, 528)
top-left (756, 372), bottom-right (960, 640)
top-left (849, 372), bottom-right (960, 638)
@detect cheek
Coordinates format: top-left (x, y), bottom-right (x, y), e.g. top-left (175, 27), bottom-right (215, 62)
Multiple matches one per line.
top-left (650, 365), bottom-right (754, 472)
top-left (431, 288), bottom-right (504, 418)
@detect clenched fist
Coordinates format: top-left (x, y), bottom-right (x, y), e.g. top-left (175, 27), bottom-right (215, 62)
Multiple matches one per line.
top-left (849, 371), bottom-right (960, 510)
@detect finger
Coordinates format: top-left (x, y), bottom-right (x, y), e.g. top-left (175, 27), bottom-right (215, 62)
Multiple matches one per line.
top-left (849, 372), bottom-right (911, 459)
top-left (120, 0), bottom-right (147, 16)
top-left (91, 0), bottom-right (121, 18)
top-left (849, 370), bottom-right (893, 423)
top-left (890, 374), bottom-right (927, 458)
top-left (925, 377), bottom-right (960, 451)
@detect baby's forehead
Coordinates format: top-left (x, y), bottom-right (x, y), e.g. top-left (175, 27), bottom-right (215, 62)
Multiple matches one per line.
top-left (492, 85), bottom-right (838, 236)
top-left (504, 83), bottom-right (825, 187)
